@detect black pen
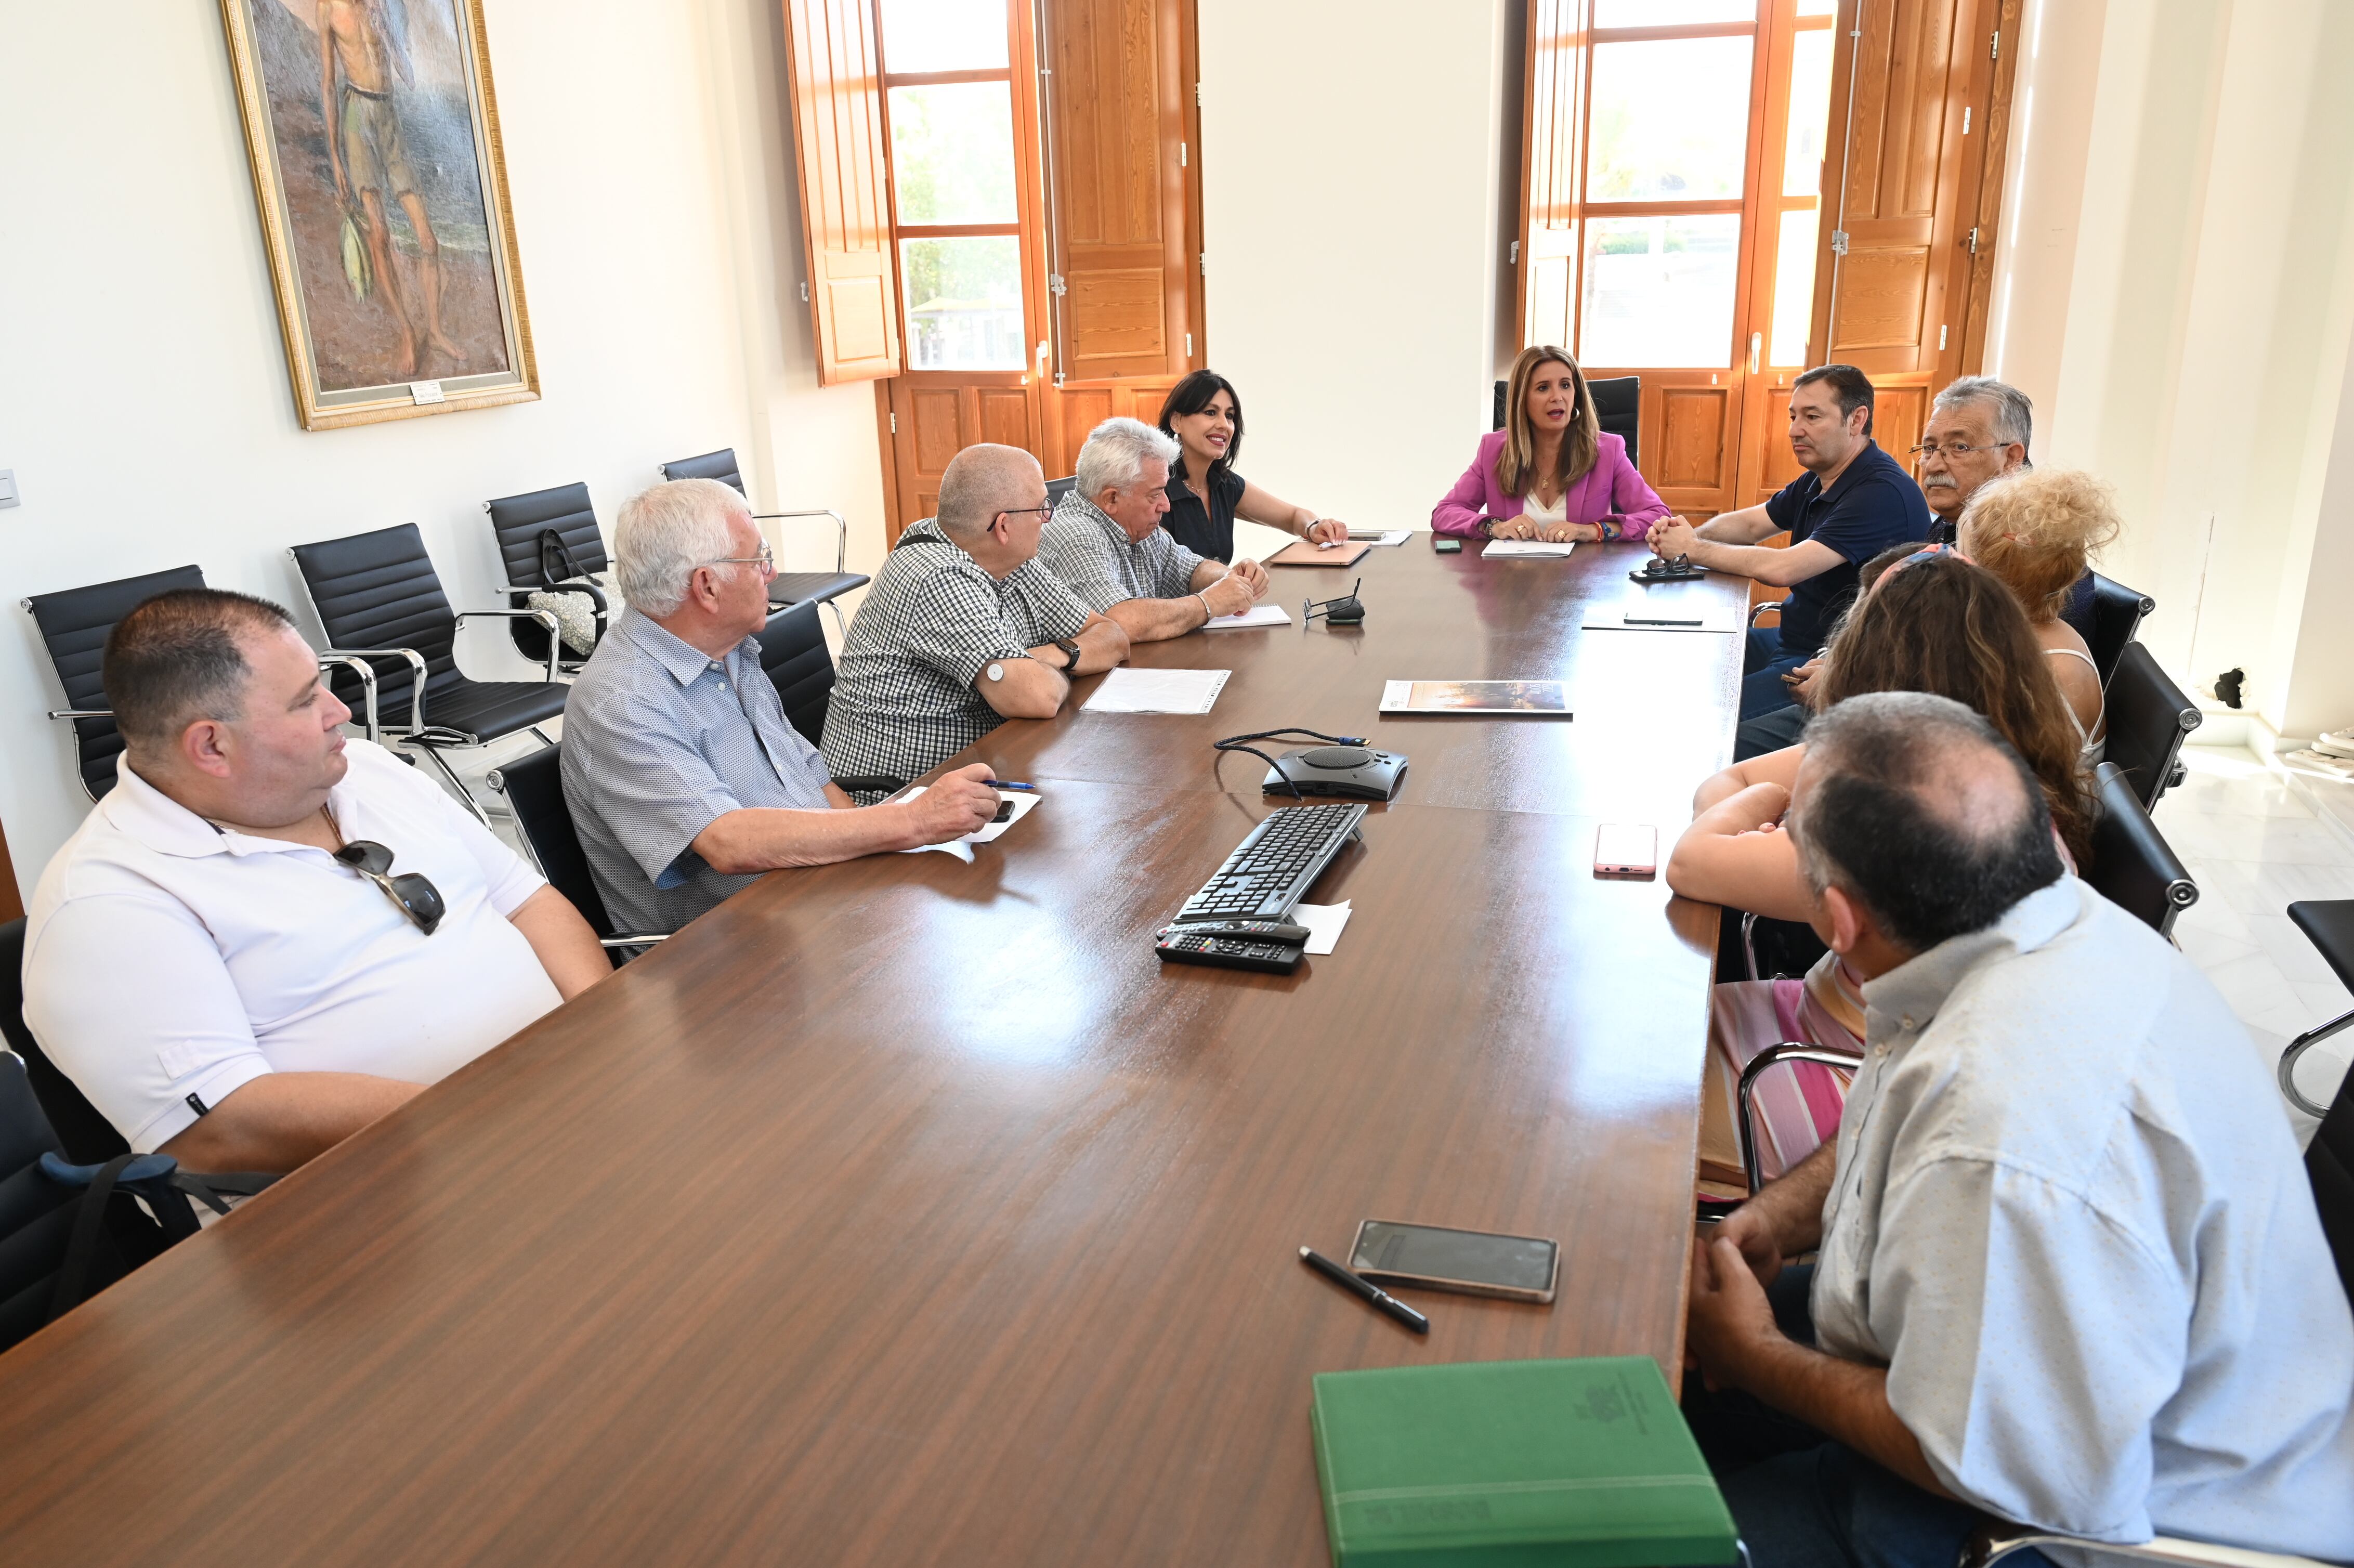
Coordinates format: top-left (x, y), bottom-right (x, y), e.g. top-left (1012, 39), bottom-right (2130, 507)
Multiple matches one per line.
top-left (1300, 1247), bottom-right (1429, 1334)
top-left (981, 779), bottom-right (1039, 792)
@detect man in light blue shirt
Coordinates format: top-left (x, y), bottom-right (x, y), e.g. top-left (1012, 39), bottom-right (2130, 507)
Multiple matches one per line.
top-left (1684, 692), bottom-right (2354, 1568)
top-left (561, 479), bottom-right (1000, 934)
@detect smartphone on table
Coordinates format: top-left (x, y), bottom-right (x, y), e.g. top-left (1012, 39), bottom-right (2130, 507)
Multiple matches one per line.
top-left (1593, 823), bottom-right (1657, 879)
top-left (1348, 1220), bottom-right (1559, 1304)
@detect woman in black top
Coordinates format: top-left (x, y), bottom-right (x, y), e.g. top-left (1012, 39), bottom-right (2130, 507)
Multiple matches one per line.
top-left (1155, 370), bottom-right (1352, 561)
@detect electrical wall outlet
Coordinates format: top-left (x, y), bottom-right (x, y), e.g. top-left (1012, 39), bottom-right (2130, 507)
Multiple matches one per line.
top-left (0, 469), bottom-right (18, 508)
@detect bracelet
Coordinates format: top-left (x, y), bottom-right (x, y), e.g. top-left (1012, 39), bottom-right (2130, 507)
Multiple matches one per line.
top-left (1197, 591), bottom-right (1215, 623)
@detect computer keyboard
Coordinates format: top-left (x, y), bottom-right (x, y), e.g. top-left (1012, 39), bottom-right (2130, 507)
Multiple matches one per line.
top-left (1170, 803), bottom-right (1368, 925)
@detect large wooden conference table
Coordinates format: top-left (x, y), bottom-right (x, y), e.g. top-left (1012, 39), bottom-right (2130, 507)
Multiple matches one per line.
top-left (0, 538), bottom-right (1746, 1565)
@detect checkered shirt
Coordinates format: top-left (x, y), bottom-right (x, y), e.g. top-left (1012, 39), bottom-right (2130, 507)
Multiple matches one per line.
top-left (561, 608), bottom-right (837, 935)
top-left (820, 518), bottom-right (1092, 789)
top-left (1037, 490), bottom-right (1206, 612)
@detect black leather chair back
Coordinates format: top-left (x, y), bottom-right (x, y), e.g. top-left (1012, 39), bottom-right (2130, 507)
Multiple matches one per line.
top-left (2086, 763), bottom-right (2196, 938)
top-left (487, 482), bottom-right (607, 588)
top-left (291, 524), bottom-right (463, 722)
top-left (25, 564), bottom-right (207, 801)
top-left (758, 602), bottom-right (834, 746)
top-left (1046, 476), bottom-right (1077, 508)
top-left (0, 920), bottom-right (128, 1167)
top-left (2308, 1038), bottom-right (2354, 1309)
top-left (0, 1049), bottom-right (82, 1351)
top-left (662, 449), bottom-right (749, 496)
top-left (492, 744), bottom-right (617, 942)
top-left (1492, 376), bottom-right (1642, 470)
top-left (2087, 573), bottom-right (2154, 687)
top-left (2103, 642), bottom-right (2201, 811)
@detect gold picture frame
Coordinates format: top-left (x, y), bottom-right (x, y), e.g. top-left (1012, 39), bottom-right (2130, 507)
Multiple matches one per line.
top-left (219, 0), bottom-right (537, 430)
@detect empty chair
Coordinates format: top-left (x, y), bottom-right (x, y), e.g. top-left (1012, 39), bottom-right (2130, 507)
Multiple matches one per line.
top-left (485, 481), bottom-right (610, 670)
top-left (24, 565), bottom-right (378, 801)
top-left (290, 522), bottom-right (565, 822)
top-left (2279, 899), bottom-right (2354, 1119)
top-left (2086, 761), bottom-right (2198, 938)
top-left (758, 600), bottom-right (834, 747)
top-left (2103, 642), bottom-right (2202, 809)
top-left (2085, 572), bottom-right (2155, 686)
top-left (482, 744), bottom-right (664, 963)
top-left (659, 448), bottom-right (870, 622)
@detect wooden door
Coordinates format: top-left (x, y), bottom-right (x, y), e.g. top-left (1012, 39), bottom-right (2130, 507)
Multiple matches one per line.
top-left (1806, 0), bottom-right (2020, 443)
top-left (781, 0), bottom-right (904, 384)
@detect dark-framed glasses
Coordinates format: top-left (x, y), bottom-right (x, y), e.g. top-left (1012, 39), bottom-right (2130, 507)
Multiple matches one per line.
top-left (1908, 441), bottom-right (2006, 460)
top-left (997, 504), bottom-right (1054, 521)
top-left (335, 840), bottom-right (446, 935)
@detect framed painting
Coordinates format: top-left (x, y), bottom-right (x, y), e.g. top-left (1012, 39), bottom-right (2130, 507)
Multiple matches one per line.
top-left (219, 0), bottom-right (537, 429)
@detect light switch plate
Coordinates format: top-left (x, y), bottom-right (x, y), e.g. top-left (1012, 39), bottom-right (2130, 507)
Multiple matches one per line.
top-left (0, 470), bottom-right (18, 508)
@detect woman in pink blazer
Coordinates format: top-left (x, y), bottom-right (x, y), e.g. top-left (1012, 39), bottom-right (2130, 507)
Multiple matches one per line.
top-left (1432, 346), bottom-right (1670, 542)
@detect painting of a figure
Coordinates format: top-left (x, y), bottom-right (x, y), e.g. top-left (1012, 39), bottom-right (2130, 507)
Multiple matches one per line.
top-left (221, 0), bottom-right (536, 427)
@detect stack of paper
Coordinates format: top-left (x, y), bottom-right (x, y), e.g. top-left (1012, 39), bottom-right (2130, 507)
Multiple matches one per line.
top-left (1201, 604), bottom-right (1291, 631)
top-left (1482, 539), bottom-right (1576, 559)
top-left (1347, 529), bottom-right (1413, 547)
top-left (1081, 667), bottom-right (1232, 714)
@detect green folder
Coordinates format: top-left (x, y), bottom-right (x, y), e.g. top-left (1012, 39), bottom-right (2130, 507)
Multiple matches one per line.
top-left (1310, 1356), bottom-right (1742, 1567)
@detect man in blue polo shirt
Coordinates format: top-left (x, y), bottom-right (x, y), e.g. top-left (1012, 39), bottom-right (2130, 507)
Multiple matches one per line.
top-left (1648, 365), bottom-right (1930, 724)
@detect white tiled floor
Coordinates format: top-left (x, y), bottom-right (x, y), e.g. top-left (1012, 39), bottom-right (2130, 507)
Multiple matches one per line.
top-left (2152, 745), bottom-right (2354, 1143)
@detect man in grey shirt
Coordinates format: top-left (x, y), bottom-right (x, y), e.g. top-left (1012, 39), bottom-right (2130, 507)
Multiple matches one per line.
top-left (561, 478), bottom-right (1001, 934)
top-left (1036, 417), bottom-right (1268, 644)
top-left (823, 445), bottom-right (1127, 791)
top-left (1684, 692), bottom-right (2354, 1566)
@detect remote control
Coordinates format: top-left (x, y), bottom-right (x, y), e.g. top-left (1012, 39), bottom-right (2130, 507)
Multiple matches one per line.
top-left (1155, 924), bottom-right (1306, 974)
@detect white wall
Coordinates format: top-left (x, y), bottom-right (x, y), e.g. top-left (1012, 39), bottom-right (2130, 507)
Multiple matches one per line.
top-left (1986, 0), bottom-right (2354, 737)
top-left (1196, 0), bottom-right (1516, 537)
top-left (0, 0), bottom-right (888, 894)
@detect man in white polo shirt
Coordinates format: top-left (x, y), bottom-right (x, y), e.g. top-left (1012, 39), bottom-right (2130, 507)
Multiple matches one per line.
top-left (22, 589), bottom-right (609, 1171)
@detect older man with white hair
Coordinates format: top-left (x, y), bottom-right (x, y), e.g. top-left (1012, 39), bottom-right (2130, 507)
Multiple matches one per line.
top-left (822, 444), bottom-right (1129, 791)
top-left (1037, 417), bottom-right (1270, 643)
top-left (1915, 375), bottom-right (2031, 543)
top-left (561, 478), bottom-right (1004, 936)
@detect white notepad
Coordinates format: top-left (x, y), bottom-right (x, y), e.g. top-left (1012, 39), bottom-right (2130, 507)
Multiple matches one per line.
top-left (1347, 529), bottom-right (1412, 547)
top-left (1482, 539), bottom-right (1577, 559)
top-left (1202, 603), bottom-right (1291, 630)
top-left (1582, 606), bottom-right (1740, 633)
top-left (1081, 667), bottom-right (1232, 714)
top-left (894, 787), bottom-right (1040, 860)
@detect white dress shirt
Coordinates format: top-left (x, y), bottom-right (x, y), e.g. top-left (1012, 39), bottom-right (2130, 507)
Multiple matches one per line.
top-left (22, 741), bottom-right (563, 1154)
top-left (1813, 877), bottom-right (2354, 1558)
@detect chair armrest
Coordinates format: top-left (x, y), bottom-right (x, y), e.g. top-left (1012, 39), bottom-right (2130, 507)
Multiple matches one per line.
top-left (1965, 1524), bottom-right (2337, 1568)
top-left (2280, 1005), bottom-right (2354, 1118)
top-left (599, 934), bottom-right (669, 949)
top-left (1735, 1041), bottom-right (1865, 1193)
top-left (454, 607), bottom-right (563, 682)
top-left (512, 581), bottom-right (609, 616)
top-left (316, 655), bottom-right (380, 743)
top-left (753, 508), bottom-right (851, 574)
top-left (1748, 599), bottom-right (1786, 626)
top-left (829, 774), bottom-right (906, 795)
top-left (45, 709), bottom-right (113, 721)
top-left (319, 647), bottom-right (429, 735)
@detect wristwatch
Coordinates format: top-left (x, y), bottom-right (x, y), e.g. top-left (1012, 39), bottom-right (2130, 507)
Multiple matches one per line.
top-left (1054, 638), bottom-right (1082, 672)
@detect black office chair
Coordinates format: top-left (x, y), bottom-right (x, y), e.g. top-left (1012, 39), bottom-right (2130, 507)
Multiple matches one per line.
top-left (1047, 476), bottom-right (1078, 508)
top-left (2279, 900), bottom-right (2354, 1119)
top-left (1968, 1050), bottom-right (2353, 1568)
top-left (759, 600), bottom-right (835, 747)
top-left (482, 743), bottom-right (665, 964)
top-left (660, 448), bottom-right (870, 628)
top-left (2085, 572), bottom-right (2155, 686)
top-left (2102, 643), bottom-right (2201, 811)
top-left (290, 523), bottom-right (565, 824)
top-left (486, 481), bottom-right (610, 671)
top-left (23, 566), bottom-right (381, 801)
top-left (1491, 377), bottom-right (1641, 471)
top-left (2086, 761), bottom-right (2197, 939)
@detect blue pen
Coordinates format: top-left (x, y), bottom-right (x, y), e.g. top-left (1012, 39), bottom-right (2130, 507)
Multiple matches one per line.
top-left (982, 779), bottom-right (1039, 792)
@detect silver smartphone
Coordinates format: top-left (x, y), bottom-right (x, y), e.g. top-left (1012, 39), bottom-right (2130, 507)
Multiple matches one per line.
top-left (1348, 1220), bottom-right (1559, 1304)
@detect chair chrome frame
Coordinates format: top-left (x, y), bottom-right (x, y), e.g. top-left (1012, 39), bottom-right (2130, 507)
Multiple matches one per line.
top-left (752, 507), bottom-right (856, 637)
top-left (1736, 1041), bottom-right (1866, 1193)
top-left (1966, 1522), bottom-right (2335, 1568)
top-left (2281, 1007), bottom-right (2354, 1119)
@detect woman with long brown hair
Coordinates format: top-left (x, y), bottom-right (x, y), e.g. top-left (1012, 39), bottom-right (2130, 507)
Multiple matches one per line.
top-left (1432, 345), bottom-right (1667, 543)
top-left (1664, 548), bottom-right (2095, 1182)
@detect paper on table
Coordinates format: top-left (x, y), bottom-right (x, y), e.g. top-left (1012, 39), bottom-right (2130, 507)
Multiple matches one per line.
top-left (1081, 667), bottom-right (1232, 714)
top-left (1581, 605), bottom-right (1739, 633)
top-left (1347, 529), bottom-right (1412, 547)
top-left (893, 787), bottom-right (1039, 859)
top-left (1293, 900), bottom-right (1352, 955)
top-left (1202, 603), bottom-right (1291, 631)
top-left (1482, 539), bottom-right (1576, 558)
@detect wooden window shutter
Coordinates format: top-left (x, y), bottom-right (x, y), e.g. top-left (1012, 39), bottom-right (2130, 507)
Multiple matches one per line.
top-left (1809, 0), bottom-right (2015, 381)
top-left (782, 0), bottom-right (904, 384)
top-left (1041, 0), bottom-right (1192, 382)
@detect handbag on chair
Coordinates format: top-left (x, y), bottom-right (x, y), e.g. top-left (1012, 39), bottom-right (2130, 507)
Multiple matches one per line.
top-left (527, 527), bottom-right (606, 657)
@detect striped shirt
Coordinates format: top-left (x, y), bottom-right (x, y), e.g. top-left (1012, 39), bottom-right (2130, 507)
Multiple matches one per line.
top-left (561, 608), bottom-right (836, 935)
top-left (1037, 490), bottom-right (1206, 611)
top-left (821, 518), bottom-right (1090, 790)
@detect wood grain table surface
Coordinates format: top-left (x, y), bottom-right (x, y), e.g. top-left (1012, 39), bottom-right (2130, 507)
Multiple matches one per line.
top-left (0, 540), bottom-right (1744, 1565)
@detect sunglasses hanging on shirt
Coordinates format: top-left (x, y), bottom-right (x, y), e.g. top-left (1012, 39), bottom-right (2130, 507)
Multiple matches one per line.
top-left (334, 840), bottom-right (447, 936)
